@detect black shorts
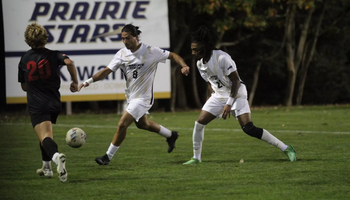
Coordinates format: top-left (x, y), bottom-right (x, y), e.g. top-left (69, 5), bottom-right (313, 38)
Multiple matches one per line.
top-left (27, 97), bottom-right (62, 127)
top-left (29, 111), bottom-right (60, 128)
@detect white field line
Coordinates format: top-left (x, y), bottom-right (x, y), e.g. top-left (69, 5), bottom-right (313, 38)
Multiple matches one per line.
top-left (1, 122), bottom-right (350, 134)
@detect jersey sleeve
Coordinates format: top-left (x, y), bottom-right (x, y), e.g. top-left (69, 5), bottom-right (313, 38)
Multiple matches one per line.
top-left (151, 46), bottom-right (170, 64)
top-left (219, 54), bottom-right (237, 76)
top-left (107, 50), bottom-right (123, 72)
top-left (55, 51), bottom-right (69, 65)
top-left (196, 60), bottom-right (209, 82)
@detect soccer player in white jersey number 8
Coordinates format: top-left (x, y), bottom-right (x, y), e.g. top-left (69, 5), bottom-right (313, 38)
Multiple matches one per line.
top-left (183, 26), bottom-right (297, 165)
top-left (79, 24), bottom-right (190, 165)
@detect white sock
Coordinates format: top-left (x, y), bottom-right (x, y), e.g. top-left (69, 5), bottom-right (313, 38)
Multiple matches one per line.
top-left (193, 121), bottom-right (205, 161)
top-left (42, 161), bottom-right (51, 169)
top-left (52, 152), bottom-right (59, 165)
top-left (106, 143), bottom-right (120, 160)
top-left (158, 125), bottom-right (172, 138)
top-left (261, 129), bottom-right (288, 151)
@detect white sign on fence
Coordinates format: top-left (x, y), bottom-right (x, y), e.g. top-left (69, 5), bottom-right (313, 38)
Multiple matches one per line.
top-left (3, 0), bottom-right (171, 103)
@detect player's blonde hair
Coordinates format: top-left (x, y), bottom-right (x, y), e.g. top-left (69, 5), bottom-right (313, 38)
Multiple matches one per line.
top-left (24, 23), bottom-right (48, 49)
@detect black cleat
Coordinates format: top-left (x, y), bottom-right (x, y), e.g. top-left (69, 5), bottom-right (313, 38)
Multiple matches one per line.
top-left (95, 154), bottom-right (110, 165)
top-left (166, 131), bottom-right (179, 153)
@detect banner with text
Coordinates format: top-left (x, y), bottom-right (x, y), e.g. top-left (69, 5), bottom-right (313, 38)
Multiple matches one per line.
top-left (3, 0), bottom-right (171, 103)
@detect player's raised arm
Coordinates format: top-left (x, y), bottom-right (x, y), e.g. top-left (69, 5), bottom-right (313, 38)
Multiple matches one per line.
top-left (79, 67), bottom-right (113, 91)
top-left (168, 52), bottom-right (190, 76)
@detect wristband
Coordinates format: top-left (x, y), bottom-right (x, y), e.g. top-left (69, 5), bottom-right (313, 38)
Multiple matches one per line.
top-left (84, 78), bottom-right (94, 85)
top-left (226, 97), bottom-right (234, 106)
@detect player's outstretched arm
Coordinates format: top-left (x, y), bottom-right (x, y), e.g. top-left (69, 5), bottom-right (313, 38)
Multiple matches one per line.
top-left (79, 67), bottom-right (113, 91)
top-left (168, 52), bottom-right (190, 76)
top-left (64, 58), bottom-right (79, 93)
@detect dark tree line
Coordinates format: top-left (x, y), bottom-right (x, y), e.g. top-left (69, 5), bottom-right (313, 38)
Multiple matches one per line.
top-left (166, 0), bottom-right (350, 111)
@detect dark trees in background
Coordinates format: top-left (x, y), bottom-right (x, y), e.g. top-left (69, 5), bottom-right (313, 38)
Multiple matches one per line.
top-left (168, 0), bottom-right (350, 109)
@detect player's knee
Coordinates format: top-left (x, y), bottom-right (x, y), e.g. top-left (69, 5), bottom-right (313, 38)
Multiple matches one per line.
top-left (117, 121), bottom-right (130, 131)
top-left (194, 121), bottom-right (205, 131)
top-left (135, 122), bottom-right (147, 130)
top-left (242, 122), bottom-right (263, 139)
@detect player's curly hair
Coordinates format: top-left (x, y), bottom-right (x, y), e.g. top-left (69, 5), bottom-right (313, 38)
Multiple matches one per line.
top-left (122, 24), bottom-right (142, 41)
top-left (24, 23), bottom-right (48, 49)
top-left (191, 25), bottom-right (216, 58)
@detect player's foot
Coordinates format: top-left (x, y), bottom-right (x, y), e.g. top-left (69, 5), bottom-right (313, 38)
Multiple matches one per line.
top-left (166, 131), bottom-right (179, 153)
top-left (183, 158), bottom-right (201, 165)
top-left (36, 167), bottom-right (53, 178)
top-left (95, 154), bottom-right (110, 165)
top-left (57, 153), bottom-right (67, 182)
top-left (284, 145), bottom-right (297, 162)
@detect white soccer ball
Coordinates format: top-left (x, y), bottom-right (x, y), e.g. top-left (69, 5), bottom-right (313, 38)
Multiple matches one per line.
top-left (66, 128), bottom-right (86, 148)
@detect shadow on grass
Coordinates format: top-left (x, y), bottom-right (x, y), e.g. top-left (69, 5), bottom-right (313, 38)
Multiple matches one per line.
top-left (175, 158), bottom-right (316, 164)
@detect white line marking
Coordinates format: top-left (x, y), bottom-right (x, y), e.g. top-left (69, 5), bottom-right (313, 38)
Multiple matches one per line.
top-left (1, 122), bottom-right (350, 134)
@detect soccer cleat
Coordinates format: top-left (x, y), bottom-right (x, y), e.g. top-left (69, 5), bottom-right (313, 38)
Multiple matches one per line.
top-left (183, 158), bottom-right (202, 165)
top-left (284, 145), bottom-right (297, 162)
top-left (57, 153), bottom-right (67, 182)
top-left (95, 154), bottom-right (110, 165)
top-left (166, 131), bottom-right (179, 153)
top-left (36, 167), bottom-right (53, 178)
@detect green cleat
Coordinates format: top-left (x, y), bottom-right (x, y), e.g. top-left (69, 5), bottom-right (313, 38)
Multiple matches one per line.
top-left (183, 158), bottom-right (201, 165)
top-left (284, 145), bottom-right (297, 162)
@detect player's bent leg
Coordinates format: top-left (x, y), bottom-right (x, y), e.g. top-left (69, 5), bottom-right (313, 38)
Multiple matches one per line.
top-left (242, 121), bottom-right (296, 162)
top-left (41, 135), bottom-right (68, 182)
top-left (136, 115), bottom-right (178, 153)
top-left (135, 115), bottom-right (161, 133)
top-left (95, 112), bottom-right (133, 165)
top-left (242, 122), bottom-right (263, 139)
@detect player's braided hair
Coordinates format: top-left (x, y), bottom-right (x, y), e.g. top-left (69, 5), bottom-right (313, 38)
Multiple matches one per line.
top-left (122, 24), bottom-right (142, 40)
top-left (191, 25), bottom-right (216, 58)
top-left (24, 23), bottom-right (48, 49)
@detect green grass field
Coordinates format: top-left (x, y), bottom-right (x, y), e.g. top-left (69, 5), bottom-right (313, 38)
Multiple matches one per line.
top-left (1, 105), bottom-right (350, 200)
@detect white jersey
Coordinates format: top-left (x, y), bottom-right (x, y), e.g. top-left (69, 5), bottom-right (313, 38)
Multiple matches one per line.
top-left (107, 43), bottom-right (169, 104)
top-left (197, 50), bottom-right (239, 98)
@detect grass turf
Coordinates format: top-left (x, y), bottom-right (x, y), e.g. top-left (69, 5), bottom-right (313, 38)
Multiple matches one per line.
top-left (1, 105), bottom-right (350, 200)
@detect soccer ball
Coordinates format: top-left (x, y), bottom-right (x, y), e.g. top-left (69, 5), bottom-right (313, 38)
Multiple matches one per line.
top-left (66, 128), bottom-right (86, 148)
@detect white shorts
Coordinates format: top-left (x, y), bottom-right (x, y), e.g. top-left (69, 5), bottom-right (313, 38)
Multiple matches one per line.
top-left (202, 84), bottom-right (251, 119)
top-left (126, 99), bottom-right (152, 122)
